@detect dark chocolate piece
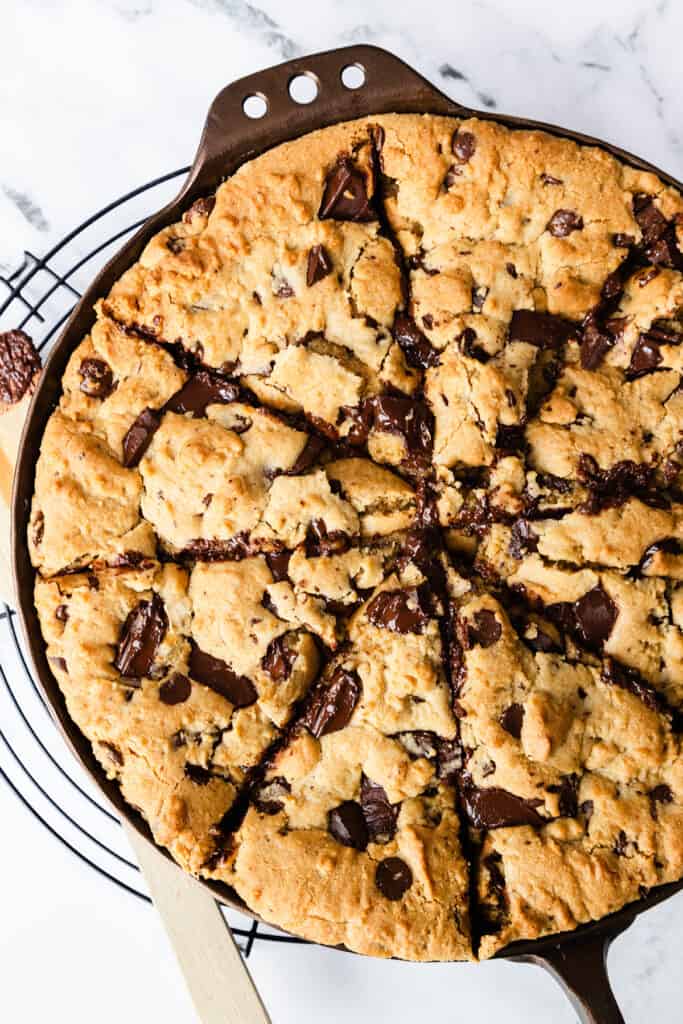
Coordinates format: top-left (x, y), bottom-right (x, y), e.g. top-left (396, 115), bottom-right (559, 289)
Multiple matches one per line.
top-left (159, 672), bottom-right (192, 705)
top-left (262, 635), bottom-right (297, 682)
top-left (122, 407), bottom-right (162, 467)
top-left (393, 313), bottom-right (439, 369)
top-left (165, 370), bottom-right (239, 417)
top-left (546, 210), bottom-right (584, 237)
top-left (306, 245), bottom-right (333, 286)
top-left (366, 586), bottom-right (430, 635)
top-left (375, 857), bottom-right (413, 900)
top-left (113, 593), bottom-right (168, 678)
top-left (319, 155), bottom-right (375, 222)
top-left (509, 310), bottom-right (576, 348)
top-left (188, 643), bottom-right (257, 707)
top-left (302, 667), bottom-right (361, 738)
top-left (500, 703), bottom-right (524, 739)
top-left (360, 776), bottom-right (398, 842)
top-left (468, 609), bottom-right (502, 648)
top-left (328, 801), bottom-right (369, 850)
top-left (79, 357), bottom-right (114, 399)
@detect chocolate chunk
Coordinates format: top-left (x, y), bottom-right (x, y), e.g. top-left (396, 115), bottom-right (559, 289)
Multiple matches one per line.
top-left (509, 519), bottom-right (539, 559)
top-left (627, 331), bottom-right (671, 379)
top-left (113, 593), bottom-right (168, 678)
top-left (649, 784), bottom-right (673, 820)
top-left (393, 313), bottom-right (439, 369)
top-left (577, 455), bottom-right (658, 513)
top-left (436, 738), bottom-right (463, 780)
top-left (633, 193), bottom-right (683, 269)
top-left (185, 763), bottom-right (213, 785)
top-left (375, 857), bottom-right (413, 900)
top-left (328, 801), bottom-right (369, 850)
top-left (306, 245), bottom-right (333, 286)
top-left (165, 370), bottom-right (240, 417)
top-left (639, 538), bottom-right (682, 572)
top-left (460, 781), bottom-right (544, 828)
top-left (122, 407), bottom-right (162, 467)
top-left (580, 799), bottom-right (594, 822)
top-left (188, 643), bottom-right (257, 707)
top-left (468, 609), bottom-right (502, 648)
top-left (509, 310), bottom-right (576, 348)
top-left (459, 327), bottom-right (488, 363)
top-left (108, 550), bottom-right (150, 569)
top-left (304, 519), bottom-right (351, 558)
top-left (55, 604), bottom-right (69, 623)
top-left (360, 776), bottom-right (398, 842)
top-left (253, 776), bottom-right (290, 815)
top-left (182, 534), bottom-right (254, 562)
top-left (265, 549), bottom-right (292, 582)
top-left (49, 656), bottom-right (68, 674)
top-left (500, 703), bottom-right (524, 739)
top-left (613, 233), bottom-right (635, 248)
top-left (548, 774), bottom-right (579, 818)
top-left (546, 210), bottom-right (584, 237)
top-left (0, 329), bottom-right (40, 405)
top-left (183, 195), bottom-right (216, 223)
top-left (614, 829), bottom-right (629, 856)
top-left (79, 358), bottom-right (114, 399)
top-left (366, 586), bottom-right (430, 635)
top-left (159, 672), bottom-right (192, 705)
top-left (319, 155), bottom-right (375, 222)
top-left (580, 312), bottom-right (615, 370)
top-left (495, 423), bottom-right (526, 452)
top-left (540, 173), bottom-right (563, 185)
top-left (451, 130), bottom-right (476, 164)
top-left (262, 635), bottom-right (297, 682)
top-left (372, 395), bottom-right (433, 460)
top-left (31, 511), bottom-right (44, 547)
top-left (100, 741), bottom-right (123, 767)
top-left (602, 657), bottom-right (663, 713)
top-left (302, 667), bottom-right (361, 738)
top-left (574, 586), bottom-right (617, 649)
top-left (286, 435), bottom-right (325, 476)
top-left (273, 274), bottom-right (294, 299)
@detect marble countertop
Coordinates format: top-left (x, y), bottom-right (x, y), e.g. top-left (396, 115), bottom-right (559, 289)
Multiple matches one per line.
top-left (1, 1), bottom-right (682, 1021)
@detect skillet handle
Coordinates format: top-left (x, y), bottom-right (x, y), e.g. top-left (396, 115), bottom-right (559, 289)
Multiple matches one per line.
top-left (528, 927), bottom-right (629, 1024)
top-left (186, 44), bottom-right (469, 195)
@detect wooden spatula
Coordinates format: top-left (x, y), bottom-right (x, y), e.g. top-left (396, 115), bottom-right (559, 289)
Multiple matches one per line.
top-left (0, 365), bottom-right (272, 1024)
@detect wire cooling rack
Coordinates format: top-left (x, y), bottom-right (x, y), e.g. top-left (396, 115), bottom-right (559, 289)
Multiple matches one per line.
top-left (0, 168), bottom-right (306, 958)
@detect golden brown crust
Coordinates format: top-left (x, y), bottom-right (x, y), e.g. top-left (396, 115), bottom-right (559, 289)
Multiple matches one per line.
top-left (29, 113), bottom-right (683, 960)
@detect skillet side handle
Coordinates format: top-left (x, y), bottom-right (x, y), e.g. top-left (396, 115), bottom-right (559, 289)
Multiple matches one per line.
top-left (527, 929), bottom-right (628, 1024)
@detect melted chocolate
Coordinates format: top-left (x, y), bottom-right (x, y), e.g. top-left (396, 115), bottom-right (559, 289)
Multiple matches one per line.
top-left (393, 313), bottom-right (439, 369)
top-left (451, 129), bottom-right (476, 163)
top-left (188, 643), bottom-right (257, 707)
top-left (122, 407), bottom-right (162, 467)
top-left (509, 310), bottom-right (576, 348)
top-left (319, 155), bottom-right (376, 222)
top-left (261, 634), bottom-right (297, 682)
top-left (328, 801), bottom-right (369, 850)
top-left (360, 776), bottom-right (398, 842)
top-left (79, 357), bottom-right (114, 399)
top-left (468, 609), bottom-right (502, 648)
top-left (306, 245), bottom-right (333, 286)
top-left (253, 776), bottom-right (290, 815)
top-left (500, 703), bottom-right (524, 739)
top-left (165, 370), bottom-right (239, 416)
top-left (159, 672), bottom-right (192, 705)
top-left (365, 586), bottom-right (430, 634)
top-left (546, 209), bottom-right (584, 237)
top-left (0, 329), bottom-right (40, 404)
top-left (574, 586), bottom-right (618, 649)
top-left (265, 549), bottom-right (292, 582)
top-left (602, 657), bottom-right (664, 713)
top-left (460, 780), bottom-right (544, 829)
top-left (302, 667), bottom-right (361, 738)
top-left (113, 593), bottom-right (168, 678)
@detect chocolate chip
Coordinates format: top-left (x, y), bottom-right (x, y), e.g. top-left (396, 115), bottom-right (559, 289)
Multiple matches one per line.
top-left (122, 407), bottom-right (162, 467)
top-left (306, 245), bottom-right (333, 286)
top-left (182, 534), bottom-right (254, 562)
top-left (302, 667), bottom-right (361, 738)
top-left (574, 586), bottom-right (617, 649)
top-left (613, 829), bottom-right (628, 856)
top-left (548, 774), bottom-right (579, 818)
top-left (159, 672), bottom-right (192, 705)
top-left (265, 549), bottom-right (292, 582)
top-left (500, 703), bottom-right (524, 739)
top-left (460, 781), bottom-right (544, 828)
top-left (165, 370), bottom-right (240, 417)
top-left (506, 262), bottom-right (518, 278)
top-left (188, 643), bottom-right (257, 707)
top-left (328, 801), bottom-right (369, 850)
top-left (304, 519), bottom-right (351, 558)
top-left (0, 329), bottom-right (40, 405)
top-left (509, 310), bottom-right (576, 348)
top-left (546, 210), bottom-right (584, 237)
top-left (285, 435), bottom-right (326, 476)
top-left (602, 657), bottom-right (664, 713)
top-left (366, 586), bottom-right (430, 635)
top-left (580, 312), bottom-right (614, 370)
top-left (79, 358), bottom-right (114, 399)
top-left (262, 635), bottom-right (297, 682)
top-left (509, 519), bottom-right (539, 559)
top-left (49, 656), bottom-right (68, 674)
top-left (360, 776), bottom-right (398, 843)
top-left (253, 776), bottom-right (290, 815)
top-left (451, 130), bottom-right (476, 164)
top-left (580, 799), bottom-right (594, 822)
top-left (468, 609), bottom-right (502, 648)
top-left (319, 155), bottom-right (375, 222)
top-left (633, 194), bottom-right (683, 269)
top-left (392, 313), bottom-right (439, 369)
top-left (577, 455), bottom-right (658, 513)
top-left (113, 593), bottom-right (168, 678)
top-left (185, 763), bottom-right (212, 785)
top-left (183, 195), bottom-right (216, 223)
top-left (649, 784), bottom-right (673, 820)
top-left (540, 173), bottom-right (563, 186)
top-left (613, 233), bottom-right (635, 248)
top-left (55, 604), bottom-right (69, 622)
top-left (627, 332), bottom-right (666, 379)
top-left (100, 741), bottom-right (124, 767)
top-left (375, 857), bottom-right (413, 900)
top-left (344, 394), bottom-right (434, 467)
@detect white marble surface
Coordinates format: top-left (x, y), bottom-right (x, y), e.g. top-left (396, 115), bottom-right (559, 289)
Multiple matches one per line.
top-left (1, 1), bottom-right (683, 1021)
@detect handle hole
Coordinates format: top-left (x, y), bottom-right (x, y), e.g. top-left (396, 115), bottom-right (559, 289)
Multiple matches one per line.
top-left (243, 93), bottom-right (268, 119)
top-left (341, 63), bottom-right (366, 90)
top-left (288, 72), bottom-right (320, 105)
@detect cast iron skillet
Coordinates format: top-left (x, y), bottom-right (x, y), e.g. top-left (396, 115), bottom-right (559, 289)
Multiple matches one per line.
top-left (11, 45), bottom-right (683, 1023)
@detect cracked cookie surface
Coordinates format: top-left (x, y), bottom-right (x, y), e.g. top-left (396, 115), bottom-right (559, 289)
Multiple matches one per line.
top-left (30, 113), bottom-right (683, 961)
